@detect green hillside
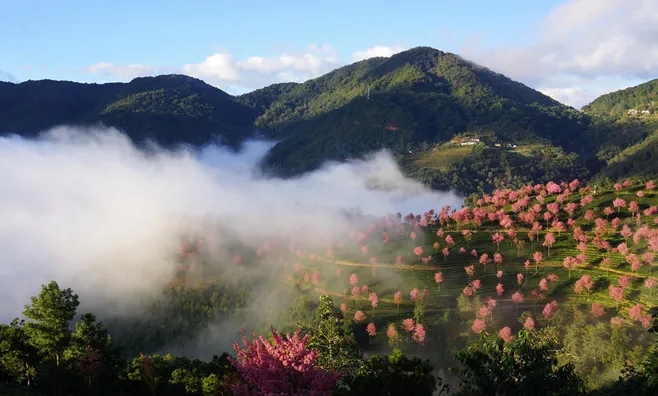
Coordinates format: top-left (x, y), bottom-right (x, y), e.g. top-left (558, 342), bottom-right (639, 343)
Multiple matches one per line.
top-left (583, 79), bottom-right (658, 181)
top-left (0, 74), bottom-right (258, 147)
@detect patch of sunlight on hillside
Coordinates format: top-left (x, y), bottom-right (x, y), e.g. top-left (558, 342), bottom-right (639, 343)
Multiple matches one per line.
top-left (412, 144), bottom-right (473, 169)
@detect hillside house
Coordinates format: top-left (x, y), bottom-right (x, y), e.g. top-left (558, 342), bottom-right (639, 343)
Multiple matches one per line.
top-left (642, 110), bottom-right (651, 115)
top-left (628, 109), bottom-right (639, 115)
top-left (455, 137), bottom-right (480, 146)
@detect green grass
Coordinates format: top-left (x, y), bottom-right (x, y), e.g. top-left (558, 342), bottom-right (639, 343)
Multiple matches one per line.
top-left (411, 144), bottom-right (473, 169)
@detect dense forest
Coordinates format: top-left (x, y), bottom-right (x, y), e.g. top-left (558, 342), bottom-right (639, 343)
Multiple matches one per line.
top-left (3, 47), bottom-right (657, 196)
top-left (3, 178), bottom-right (658, 395)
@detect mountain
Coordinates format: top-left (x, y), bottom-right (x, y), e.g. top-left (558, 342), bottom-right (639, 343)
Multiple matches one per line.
top-left (0, 74), bottom-right (258, 147)
top-left (1, 47), bottom-right (612, 195)
top-left (239, 47), bottom-right (595, 194)
top-left (582, 79), bottom-right (658, 181)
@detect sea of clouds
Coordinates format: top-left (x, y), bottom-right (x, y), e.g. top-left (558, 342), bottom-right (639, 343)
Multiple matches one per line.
top-left (0, 125), bottom-right (463, 325)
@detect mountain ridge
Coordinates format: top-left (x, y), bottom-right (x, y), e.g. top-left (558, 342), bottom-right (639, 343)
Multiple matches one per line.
top-left (0, 46), bottom-right (652, 194)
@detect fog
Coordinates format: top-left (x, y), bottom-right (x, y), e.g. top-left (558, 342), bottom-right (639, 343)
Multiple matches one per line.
top-left (0, 125), bottom-right (463, 335)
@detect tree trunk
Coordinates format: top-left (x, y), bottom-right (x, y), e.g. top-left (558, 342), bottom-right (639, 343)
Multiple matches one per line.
top-left (25, 361), bottom-right (31, 386)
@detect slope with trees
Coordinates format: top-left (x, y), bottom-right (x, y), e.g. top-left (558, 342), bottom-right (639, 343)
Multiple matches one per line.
top-left (239, 47), bottom-right (595, 192)
top-left (583, 78), bottom-right (658, 181)
top-left (0, 75), bottom-right (258, 148)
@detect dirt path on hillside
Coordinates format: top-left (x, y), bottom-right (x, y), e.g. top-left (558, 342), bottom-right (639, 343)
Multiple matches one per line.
top-left (315, 257), bottom-right (439, 271)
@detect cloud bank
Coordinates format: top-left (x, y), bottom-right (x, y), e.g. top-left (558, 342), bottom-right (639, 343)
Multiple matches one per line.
top-left (86, 44), bottom-right (406, 93)
top-left (462, 0), bottom-right (658, 108)
top-left (0, 126), bottom-right (462, 327)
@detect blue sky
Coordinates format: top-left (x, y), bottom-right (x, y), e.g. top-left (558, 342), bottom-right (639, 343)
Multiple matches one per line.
top-left (1, 0), bottom-right (656, 107)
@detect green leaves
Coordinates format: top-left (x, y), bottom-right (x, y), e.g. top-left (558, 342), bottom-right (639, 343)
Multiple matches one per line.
top-left (22, 281), bottom-right (79, 365)
top-left (454, 328), bottom-right (585, 396)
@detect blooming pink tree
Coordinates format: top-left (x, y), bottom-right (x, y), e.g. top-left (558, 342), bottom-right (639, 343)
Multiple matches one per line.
top-left (471, 318), bottom-right (486, 334)
top-left (609, 285), bottom-right (625, 307)
top-left (368, 292), bottom-right (379, 316)
top-left (393, 291), bottom-right (403, 315)
top-left (479, 253), bottom-right (491, 272)
top-left (386, 324), bottom-right (401, 348)
top-left (542, 232), bottom-right (556, 257)
top-left (354, 311), bottom-right (366, 322)
top-left (590, 303), bottom-right (605, 318)
top-left (511, 291), bottom-right (524, 314)
top-left (410, 288), bottom-right (420, 302)
top-left (645, 277), bottom-right (658, 296)
top-left (498, 326), bottom-right (514, 343)
top-left (413, 246), bottom-right (424, 262)
top-left (533, 251), bottom-right (543, 273)
top-left (489, 253), bottom-right (501, 272)
top-left (366, 322), bottom-right (376, 343)
top-left (412, 324), bottom-right (426, 349)
top-left (523, 316), bottom-right (535, 331)
top-left (434, 271), bottom-right (444, 291)
top-left (402, 318), bottom-right (415, 337)
top-left (492, 232), bottom-right (505, 251)
top-left (542, 300), bottom-right (558, 319)
top-left (562, 256), bottom-right (578, 278)
top-left (230, 329), bottom-right (341, 396)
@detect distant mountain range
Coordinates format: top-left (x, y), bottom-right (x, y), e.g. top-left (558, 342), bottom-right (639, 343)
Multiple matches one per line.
top-left (1, 46), bottom-right (656, 195)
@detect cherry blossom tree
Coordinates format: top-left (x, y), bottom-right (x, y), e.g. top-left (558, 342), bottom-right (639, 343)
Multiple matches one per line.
top-left (393, 291), bottom-right (403, 315)
top-left (492, 233), bottom-right (505, 252)
top-left (354, 311), bottom-right (366, 323)
top-left (434, 271), bottom-right (444, 291)
top-left (386, 324), bottom-right (401, 348)
top-left (609, 285), bottom-right (625, 307)
top-left (542, 233), bottom-right (556, 258)
top-left (498, 326), bottom-right (514, 343)
top-left (645, 277), bottom-right (658, 296)
top-left (368, 292), bottom-right (379, 317)
top-left (590, 303), bottom-right (605, 318)
top-left (230, 329), bottom-right (341, 396)
top-left (413, 246), bottom-right (424, 262)
top-left (366, 322), bottom-right (376, 343)
top-left (412, 324), bottom-right (426, 349)
top-left (511, 291), bottom-right (524, 314)
top-left (471, 319), bottom-right (486, 334)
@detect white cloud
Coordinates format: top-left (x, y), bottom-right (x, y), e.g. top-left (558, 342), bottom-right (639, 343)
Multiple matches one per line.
top-left (181, 44), bottom-right (342, 91)
top-left (351, 45), bottom-right (406, 62)
top-left (539, 87), bottom-right (593, 109)
top-left (87, 62), bottom-right (157, 79)
top-left (83, 44), bottom-right (406, 93)
top-left (462, 0), bottom-right (658, 106)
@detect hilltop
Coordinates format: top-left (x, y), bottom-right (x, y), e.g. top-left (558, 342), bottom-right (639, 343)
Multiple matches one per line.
top-left (0, 74), bottom-right (258, 147)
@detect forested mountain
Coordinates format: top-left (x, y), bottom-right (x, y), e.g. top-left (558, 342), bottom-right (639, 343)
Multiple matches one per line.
top-left (0, 74), bottom-right (259, 147)
top-left (583, 79), bottom-right (658, 182)
top-left (1, 46), bottom-right (656, 194)
top-left (238, 47), bottom-right (594, 191)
